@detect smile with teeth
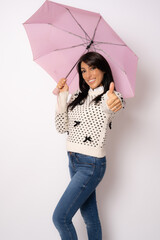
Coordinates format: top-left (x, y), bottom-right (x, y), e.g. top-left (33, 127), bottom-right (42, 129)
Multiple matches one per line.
top-left (89, 79), bottom-right (96, 83)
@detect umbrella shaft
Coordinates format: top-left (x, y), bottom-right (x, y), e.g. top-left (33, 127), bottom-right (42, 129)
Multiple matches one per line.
top-left (86, 40), bottom-right (94, 50)
top-left (65, 41), bottom-right (94, 81)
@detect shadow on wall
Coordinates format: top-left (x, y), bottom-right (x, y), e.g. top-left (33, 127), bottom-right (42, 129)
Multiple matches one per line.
top-left (96, 63), bottom-right (149, 239)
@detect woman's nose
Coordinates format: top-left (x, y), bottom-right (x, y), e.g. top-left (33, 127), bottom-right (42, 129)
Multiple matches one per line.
top-left (86, 70), bottom-right (92, 79)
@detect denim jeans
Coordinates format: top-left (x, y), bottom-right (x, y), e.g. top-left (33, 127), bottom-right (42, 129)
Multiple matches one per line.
top-left (52, 151), bottom-right (106, 240)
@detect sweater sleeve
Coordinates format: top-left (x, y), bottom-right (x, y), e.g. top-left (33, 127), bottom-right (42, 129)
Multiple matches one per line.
top-left (101, 90), bottom-right (126, 129)
top-left (54, 90), bottom-right (79, 134)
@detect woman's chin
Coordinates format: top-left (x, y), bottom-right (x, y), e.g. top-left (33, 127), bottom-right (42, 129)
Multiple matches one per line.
top-left (90, 83), bottom-right (102, 89)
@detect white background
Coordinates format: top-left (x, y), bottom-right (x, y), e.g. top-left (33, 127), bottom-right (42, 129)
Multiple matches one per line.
top-left (0, 0), bottom-right (160, 239)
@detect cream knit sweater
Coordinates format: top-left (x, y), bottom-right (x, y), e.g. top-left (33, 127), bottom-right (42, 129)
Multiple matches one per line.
top-left (55, 86), bottom-right (125, 158)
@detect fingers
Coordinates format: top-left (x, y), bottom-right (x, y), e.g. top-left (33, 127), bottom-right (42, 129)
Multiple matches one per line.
top-left (113, 104), bottom-right (122, 113)
top-left (57, 78), bottom-right (67, 89)
top-left (107, 96), bottom-right (119, 108)
top-left (107, 99), bottom-right (122, 112)
top-left (59, 82), bottom-right (69, 92)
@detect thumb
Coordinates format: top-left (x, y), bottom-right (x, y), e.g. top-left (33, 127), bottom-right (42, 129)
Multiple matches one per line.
top-left (108, 82), bottom-right (114, 94)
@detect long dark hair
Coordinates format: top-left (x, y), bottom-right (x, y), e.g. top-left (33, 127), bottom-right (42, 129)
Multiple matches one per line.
top-left (67, 51), bottom-right (116, 111)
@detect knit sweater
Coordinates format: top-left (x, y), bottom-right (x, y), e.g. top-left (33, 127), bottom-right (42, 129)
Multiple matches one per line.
top-left (54, 86), bottom-right (125, 158)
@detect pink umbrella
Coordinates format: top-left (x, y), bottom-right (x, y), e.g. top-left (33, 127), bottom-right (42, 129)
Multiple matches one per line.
top-left (23, 0), bottom-right (138, 98)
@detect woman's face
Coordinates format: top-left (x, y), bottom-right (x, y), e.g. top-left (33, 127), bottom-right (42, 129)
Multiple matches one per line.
top-left (80, 61), bottom-right (105, 89)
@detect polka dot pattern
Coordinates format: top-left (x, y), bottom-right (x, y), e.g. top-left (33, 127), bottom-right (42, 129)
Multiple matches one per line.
top-left (55, 88), bottom-right (125, 157)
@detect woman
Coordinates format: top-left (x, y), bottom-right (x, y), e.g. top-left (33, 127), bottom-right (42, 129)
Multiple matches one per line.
top-left (52, 51), bottom-right (125, 240)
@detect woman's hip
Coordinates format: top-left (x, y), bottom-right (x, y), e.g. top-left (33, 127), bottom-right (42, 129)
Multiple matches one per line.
top-left (67, 151), bottom-right (106, 184)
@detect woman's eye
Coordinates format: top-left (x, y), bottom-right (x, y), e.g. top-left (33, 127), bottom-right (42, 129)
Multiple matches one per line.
top-left (91, 66), bottom-right (96, 70)
top-left (81, 67), bottom-right (96, 74)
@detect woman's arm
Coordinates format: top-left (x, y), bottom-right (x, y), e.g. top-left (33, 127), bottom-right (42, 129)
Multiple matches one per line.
top-left (55, 91), bottom-right (69, 134)
top-left (54, 90), bottom-right (79, 134)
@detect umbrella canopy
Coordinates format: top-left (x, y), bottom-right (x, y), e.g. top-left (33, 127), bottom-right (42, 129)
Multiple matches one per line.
top-left (23, 0), bottom-right (138, 98)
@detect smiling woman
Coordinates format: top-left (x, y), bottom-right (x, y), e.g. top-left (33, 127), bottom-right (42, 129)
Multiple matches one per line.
top-left (80, 61), bottom-right (105, 89)
top-left (52, 51), bottom-right (125, 240)
top-left (67, 51), bottom-right (124, 112)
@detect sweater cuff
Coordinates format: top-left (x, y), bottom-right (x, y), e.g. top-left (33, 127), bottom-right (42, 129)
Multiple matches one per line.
top-left (114, 91), bottom-right (126, 109)
top-left (55, 91), bottom-right (69, 113)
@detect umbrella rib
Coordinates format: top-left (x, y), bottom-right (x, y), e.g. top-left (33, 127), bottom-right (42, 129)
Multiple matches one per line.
top-left (48, 23), bottom-right (90, 42)
top-left (95, 47), bottom-right (126, 74)
top-left (65, 7), bottom-right (91, 41)
top-left (34, 43), bottom-right (87, 60)
top-left (94, 41), bottom-right (126, 47)
top-left (51, 43), bottom-right (87, 52)
top-left (91, 16), bottom-right (102, 41)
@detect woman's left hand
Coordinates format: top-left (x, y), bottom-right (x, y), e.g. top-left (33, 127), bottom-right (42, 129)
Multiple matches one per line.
top-left (106, 82), bottom-right (122, 113)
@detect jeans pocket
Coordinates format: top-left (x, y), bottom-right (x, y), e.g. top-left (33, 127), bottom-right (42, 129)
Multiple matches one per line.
top-left (75, 152), bottom-right (96, 166)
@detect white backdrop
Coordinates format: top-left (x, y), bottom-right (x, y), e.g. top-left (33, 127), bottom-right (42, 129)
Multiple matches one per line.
top-left (0, 0), bottom-right (160, 239)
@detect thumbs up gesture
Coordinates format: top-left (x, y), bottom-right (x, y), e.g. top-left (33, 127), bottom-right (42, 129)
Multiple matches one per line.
top-left (106, 82), bottom-right (122, 112)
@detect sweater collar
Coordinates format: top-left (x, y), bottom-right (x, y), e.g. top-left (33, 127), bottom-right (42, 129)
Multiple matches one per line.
top-left (88, 85), bottom-right (104, 95)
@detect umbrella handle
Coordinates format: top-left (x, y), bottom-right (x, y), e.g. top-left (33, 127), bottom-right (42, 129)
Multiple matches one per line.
top-left (52, 87), bottom-right (60, 95)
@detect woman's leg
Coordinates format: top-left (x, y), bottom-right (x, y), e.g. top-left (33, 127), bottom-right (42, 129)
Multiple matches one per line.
top-left (52, 152), bottom-right (106, 240)
top-left (52, 153), bottom-right (78, 240)
top-left (80, 190), bottom-right (102, 240)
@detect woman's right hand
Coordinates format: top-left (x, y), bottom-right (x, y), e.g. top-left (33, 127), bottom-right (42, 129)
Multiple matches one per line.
top-left (56, 78), bottom-right (69, 93)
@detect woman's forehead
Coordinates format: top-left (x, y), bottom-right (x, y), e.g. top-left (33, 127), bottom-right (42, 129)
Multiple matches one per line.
top-left (81, 61), bottom-right (94, 68)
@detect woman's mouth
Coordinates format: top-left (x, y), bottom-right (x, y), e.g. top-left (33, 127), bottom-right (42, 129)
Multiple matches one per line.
top-left (89, 79), bottom-right (96, 83)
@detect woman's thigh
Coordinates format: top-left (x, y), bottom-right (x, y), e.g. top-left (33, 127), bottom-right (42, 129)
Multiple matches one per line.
top-left (54, 152), bottom-right (106, 222)
top-left (54, 152), bottom-right (106, 220)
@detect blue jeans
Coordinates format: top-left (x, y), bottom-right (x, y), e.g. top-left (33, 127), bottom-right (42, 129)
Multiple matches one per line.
top-left (52, 151), bottom-right (106, 240)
